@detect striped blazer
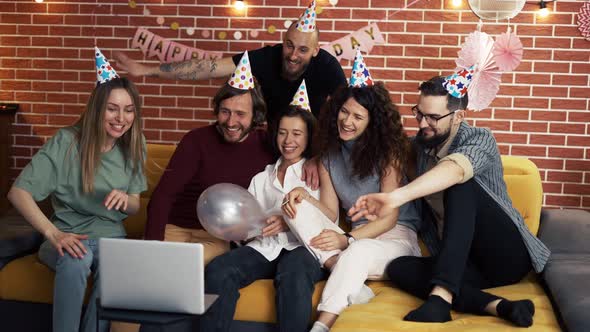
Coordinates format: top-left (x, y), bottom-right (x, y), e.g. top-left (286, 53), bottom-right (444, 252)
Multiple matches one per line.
top-left (416, 121), bottom-right (551, 273)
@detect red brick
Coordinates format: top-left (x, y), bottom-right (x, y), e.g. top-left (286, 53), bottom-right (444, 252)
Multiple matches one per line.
top-left (46, 93), bottom-right (77, 104)
top-left (15, 69), bottom-right (46, 80)
top-left (542, 182), bottom-right (563, 194)
top-left (511, 145), bottom-right (547, 157)
top-left (569, 88), bottom-right (590, 99)
top-left (442, 23), bottom-right (477, 34)
top-left (530, 134), bottom-right (566, 146)
top-left (551, 146), bottom-right (586, 160)
top-left (553, 50), bottom-right (590, 62)
top-left (532, 86), bottom-right (568, 98)
top-left (47, 3), bottom-right (80, 14)
top-left (550, 123), bottom-right (585, 134)
top-left (514, 98), bottom-right (549, 109)
top-left (371, 0), bottom-right (405, 8)
top-left (473, 120), bottom-right (511, 131)
top-left (565, 160), bottom-right (590, 171)
top-left (568, 112), bottom-right (590, 123)
top-left (494, 133), bottom-right (527, 144)
top-left (547, 171), bottom-right (583, 183)
top-left (50, 26), bottom-right (81, 36)
top-left (32, 37), bottom-right (63, 47)
top-left (497, 85), bottom-right (530, 97)
top-left (33, 14), bottom-right (64, 25)
top-left (143, 129), bottom-right (161, 142)
top-left (530, 111), bottom-right (567, 122)
top-left (144, 119), bottom-right (177, 130)
top-left (407, 23), bottom-right (441, 33)
top-left (545, 195), bottom-right (580, 208)
top-left (17, 114), bottom-right (47, 125)
top-left (1, 36), bottom-right (31, 47)
top-left (1, 14), bottom-right (31, 24)
top-left (571, 63), bottom-right (590, 74)
top-left (564, 184), bottom-right (590, 196)
top-left (47, 115), bottom-right (79, 126)
top-left (517, 24), bottom-right (552, 36)
top-left (1, 80), bottom-right (31, 91)
top-left (513, 122), bottom-right (547, 133)
top-left (177, 97), bottom-right (212, 108)
top-left (550, 99), bottom-right (587, 110)
top-left (567, 136), bottom-right (590, 147)
top-left (159, 131), bottom-right (187, 142)
top-left (515, 73), bottom-right (550, 85)
top-left (15, 92), bottom-right (46, 102)
top-left (535, 37), bottom-right (571, 49)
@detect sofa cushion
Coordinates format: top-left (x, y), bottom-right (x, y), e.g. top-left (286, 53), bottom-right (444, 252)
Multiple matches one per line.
top-left (0, 254), bottom-right (92, 303)
top-left (501, 156), bottom-right (543, 236)
top-left (539, 209), bottom-right (590, 332)
top-left (332, 276), bottom-right (560, 331)
top-left (0, 212), bottom-right (43, 270)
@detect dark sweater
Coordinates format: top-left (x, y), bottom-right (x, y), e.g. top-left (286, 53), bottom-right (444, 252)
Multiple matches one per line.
top-left (145, 125), bottom-right (275, 240)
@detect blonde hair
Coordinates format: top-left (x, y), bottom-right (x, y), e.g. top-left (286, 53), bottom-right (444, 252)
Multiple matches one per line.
top-left (74, 77), bottom-right (144, 193)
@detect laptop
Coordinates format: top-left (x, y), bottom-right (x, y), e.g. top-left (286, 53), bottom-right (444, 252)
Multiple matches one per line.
top-left (99, 238), bottom-right (217, 315)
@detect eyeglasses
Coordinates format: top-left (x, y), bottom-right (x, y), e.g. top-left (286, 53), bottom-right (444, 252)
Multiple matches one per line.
top-left (411, 105), bottom-right (457, 127)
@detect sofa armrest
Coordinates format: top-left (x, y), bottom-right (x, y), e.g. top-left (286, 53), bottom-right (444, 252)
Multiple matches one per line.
top-left (538, 208), bottom-right (590, 332)
top-left (0, 210), bottom-right (43, 270)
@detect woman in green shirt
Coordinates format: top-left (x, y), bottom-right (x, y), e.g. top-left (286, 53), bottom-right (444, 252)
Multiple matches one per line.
top-left (7, 49), bottom-right (147, 332)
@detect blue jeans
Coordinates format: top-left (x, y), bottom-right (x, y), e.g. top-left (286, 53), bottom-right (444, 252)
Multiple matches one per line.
top-left (200, 246), bottom-right (326, 332)
top-left (39, 238), bottom-right (111, 332)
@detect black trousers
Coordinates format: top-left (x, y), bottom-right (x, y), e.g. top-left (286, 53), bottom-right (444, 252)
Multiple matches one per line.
top-left (386, 179), bottom-right (532, 314)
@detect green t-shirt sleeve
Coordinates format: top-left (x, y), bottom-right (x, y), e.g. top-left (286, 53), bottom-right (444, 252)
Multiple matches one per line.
top-left (127, 137), bottom-right (148, 195)
top-left (14, 129), bottom-right (74, 201)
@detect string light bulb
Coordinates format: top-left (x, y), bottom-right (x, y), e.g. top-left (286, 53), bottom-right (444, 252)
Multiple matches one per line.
top-left (451, 0), bottom-right (462, 7)
top-left (538, 0), bottom-right (550, 18)
top-left (234, 0), bottom-right (245, 10)
top-left (34, 0), bottom-right (44, 3)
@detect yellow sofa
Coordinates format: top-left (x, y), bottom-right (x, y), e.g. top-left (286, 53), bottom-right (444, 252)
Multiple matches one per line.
top-left (0, 144), bottom-right (561, 331)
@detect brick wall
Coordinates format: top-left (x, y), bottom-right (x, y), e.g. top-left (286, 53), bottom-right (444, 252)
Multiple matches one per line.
top-left (1, 0), bottom-right (589, 209)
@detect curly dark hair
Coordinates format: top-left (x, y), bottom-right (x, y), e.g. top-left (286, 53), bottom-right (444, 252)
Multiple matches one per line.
top-left (316, 82), bottom-right (410, 179)
top-left (270, 105), bottom-right (317, 159)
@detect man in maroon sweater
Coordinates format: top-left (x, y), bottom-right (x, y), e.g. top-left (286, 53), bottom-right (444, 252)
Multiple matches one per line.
top-left (144, 80), bottom-right (275, 264)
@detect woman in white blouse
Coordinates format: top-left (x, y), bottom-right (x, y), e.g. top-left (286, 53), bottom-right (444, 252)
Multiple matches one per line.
top-left (200, 106), bottom-right (326, 332)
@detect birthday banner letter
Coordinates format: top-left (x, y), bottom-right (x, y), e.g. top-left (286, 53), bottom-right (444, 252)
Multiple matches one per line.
top-left (131, 28), bottom-right (223, 63)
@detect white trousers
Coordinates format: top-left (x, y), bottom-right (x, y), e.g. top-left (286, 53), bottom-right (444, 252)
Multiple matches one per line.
top-left (318, 224), bottom-right (421, 314)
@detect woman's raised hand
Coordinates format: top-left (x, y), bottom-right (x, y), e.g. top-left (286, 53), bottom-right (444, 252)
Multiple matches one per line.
top-left (281, 187), bottom-right (310, 219)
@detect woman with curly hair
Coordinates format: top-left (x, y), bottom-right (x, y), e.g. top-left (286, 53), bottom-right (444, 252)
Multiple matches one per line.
top-left (282, 53), bottom-right (422, 332)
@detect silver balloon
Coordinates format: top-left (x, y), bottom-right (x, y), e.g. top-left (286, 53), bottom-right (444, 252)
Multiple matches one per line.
top-left (197, 183), bottom-right (267, 241)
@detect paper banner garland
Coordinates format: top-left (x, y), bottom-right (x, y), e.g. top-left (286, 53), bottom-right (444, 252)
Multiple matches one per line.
top-left (321, 23), bottom-right (384, 61)
top-left (132, 28), bottom-right (223, 63)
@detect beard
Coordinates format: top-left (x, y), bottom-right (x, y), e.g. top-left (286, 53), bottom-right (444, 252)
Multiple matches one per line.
top-left (281, 58), bottom-right (310, 81)
top-left (216, 122), bottom-right (252, 143)
top-left (415, 127), bottom-right (452, 149)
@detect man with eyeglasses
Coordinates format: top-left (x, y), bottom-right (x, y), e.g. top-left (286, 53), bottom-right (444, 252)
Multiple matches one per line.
top-left (349, 75), bottom-right (550, 327)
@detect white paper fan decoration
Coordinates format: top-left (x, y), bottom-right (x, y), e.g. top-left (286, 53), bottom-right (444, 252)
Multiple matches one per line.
top-left (456, 31), bottom-right (501, 111)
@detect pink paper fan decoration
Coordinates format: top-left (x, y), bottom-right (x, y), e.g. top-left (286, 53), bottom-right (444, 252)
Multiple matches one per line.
top-left (456, 31), bottom-right (501, 112)
top-left (577, 2), bottom-right (590, 41)
top-left (493, 30), bottom-right (523, 72)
